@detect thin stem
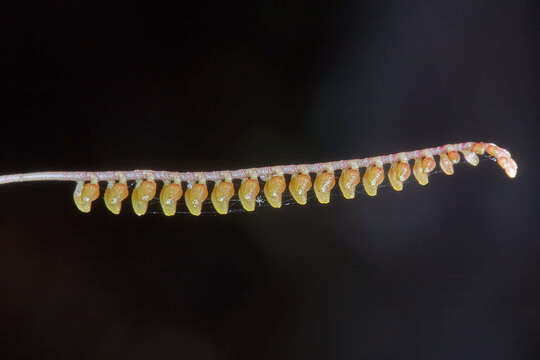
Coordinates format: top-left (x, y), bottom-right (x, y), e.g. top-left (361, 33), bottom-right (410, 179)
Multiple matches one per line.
top-left (0, 141), bottom-right (494, 185)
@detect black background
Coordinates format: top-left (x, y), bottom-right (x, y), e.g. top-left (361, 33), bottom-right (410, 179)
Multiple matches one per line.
top-left (2, 1), bottom-right (539, 359)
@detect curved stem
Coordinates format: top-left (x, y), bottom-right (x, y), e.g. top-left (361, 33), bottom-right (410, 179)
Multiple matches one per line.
top-left (0, 141), bottom-right (509, 185)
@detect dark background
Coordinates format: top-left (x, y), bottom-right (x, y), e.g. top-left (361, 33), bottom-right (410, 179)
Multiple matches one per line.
top-left (1, 1), bottom-right (539, 359)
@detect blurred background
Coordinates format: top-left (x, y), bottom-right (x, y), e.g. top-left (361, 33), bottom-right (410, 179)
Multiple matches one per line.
top-left (1, 1), bottom-right (539, 359)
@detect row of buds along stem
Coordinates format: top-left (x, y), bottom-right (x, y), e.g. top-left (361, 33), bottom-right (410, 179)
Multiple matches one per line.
top-left (72, 142), bottom-right (517, 216)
